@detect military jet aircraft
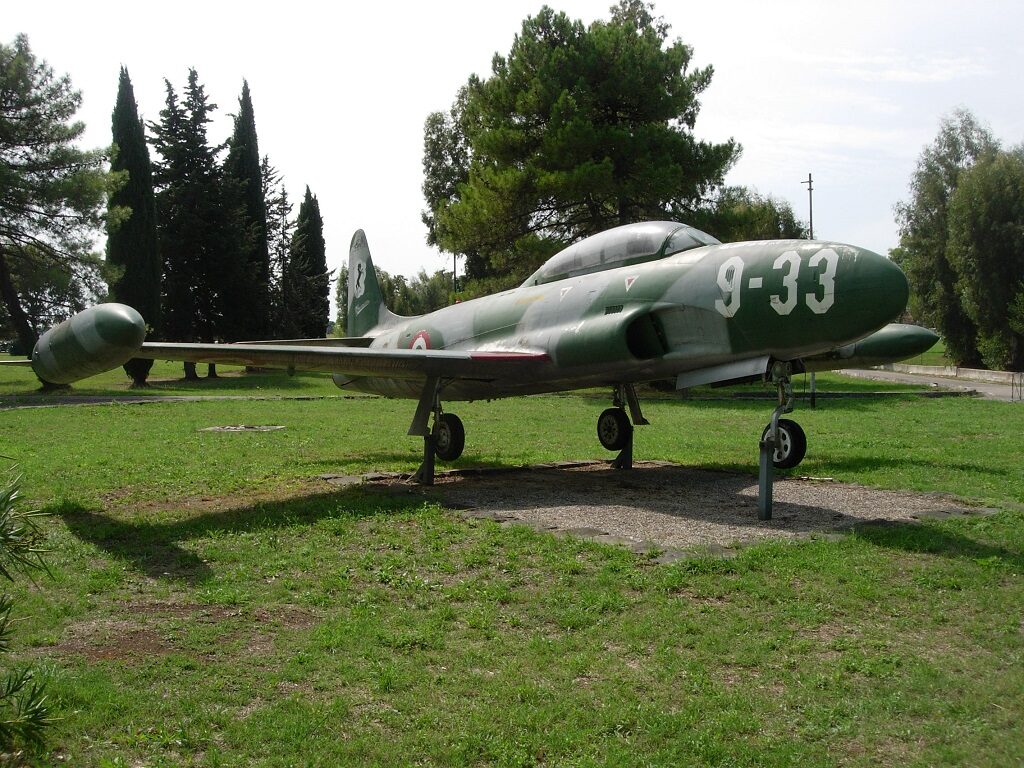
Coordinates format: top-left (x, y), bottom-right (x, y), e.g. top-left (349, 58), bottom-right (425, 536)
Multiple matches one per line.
top-left (23, 221), bottom-right (936, 482)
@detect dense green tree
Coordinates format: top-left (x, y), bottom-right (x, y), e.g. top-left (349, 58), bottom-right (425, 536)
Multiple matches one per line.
top-left (224, 82), bottom-right (271, 339)
top-left (107, 66), bottom-right (159, 386)
top-left (0, 34), bottom-right (113, 359)
top-left (423, 1), bottom-right (738, 289)
top-left (287, 187), bottom-right (329, 337)
top-left (150, 70), bottom-right (245, 377)
top-left (691, 186), bottom-right (807, 242)
top-left (946, 148), bottom-right (1024, 370)
top-left (893, 109), bottom-right (998, 366)
top-left (262, 157), bottom-right (297, 337)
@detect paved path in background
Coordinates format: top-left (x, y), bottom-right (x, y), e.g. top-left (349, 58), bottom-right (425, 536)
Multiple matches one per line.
top-left (840, 368), bottom-right (1019, 402)
top-left (0, 393), bottom-right (350, 410)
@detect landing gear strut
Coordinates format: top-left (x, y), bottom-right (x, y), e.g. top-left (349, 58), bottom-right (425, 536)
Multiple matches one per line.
top-left (598, 384), bottom-right (648, 470)
top-left (758, 362), bottom-right (807, 519)
top-left (409, 377), bottom-right (464, 485)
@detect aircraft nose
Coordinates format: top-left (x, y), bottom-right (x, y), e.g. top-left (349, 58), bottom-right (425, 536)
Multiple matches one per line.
top-left (845, 249), bottom-right (909, 331)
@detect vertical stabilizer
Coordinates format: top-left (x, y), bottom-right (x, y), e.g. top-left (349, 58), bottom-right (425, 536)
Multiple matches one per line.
top-left (347, 230), bottom-right (403, 336)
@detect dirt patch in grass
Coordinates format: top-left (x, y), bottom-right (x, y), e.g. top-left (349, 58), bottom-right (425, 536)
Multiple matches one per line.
top-left (51, 619), bottom-right (174, 661)
top-left (364, 461), bottom-right (989, 560)
top-left (46, 601), bottom-right (317, 662)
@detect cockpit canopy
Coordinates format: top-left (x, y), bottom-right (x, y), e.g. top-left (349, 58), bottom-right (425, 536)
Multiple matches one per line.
top-left (523, 221), bottom-right (720, 287)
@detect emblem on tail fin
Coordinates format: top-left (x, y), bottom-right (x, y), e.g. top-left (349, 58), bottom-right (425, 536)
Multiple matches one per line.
top-left (346, 229), bottom-right (407, 337)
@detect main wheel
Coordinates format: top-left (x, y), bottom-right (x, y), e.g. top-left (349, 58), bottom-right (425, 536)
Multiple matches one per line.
top-left (761, 418), bottom-right (807, 469)
top-left (434, 413), bottom-right (465, 462)
top-left (597, 407), bottom-right (632, 452)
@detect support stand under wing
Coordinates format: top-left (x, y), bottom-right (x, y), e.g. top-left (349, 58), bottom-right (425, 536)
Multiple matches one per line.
top-left (610, 384), bottom-right (647, 470)
top-left (409, 376), bottom-right (441, 486)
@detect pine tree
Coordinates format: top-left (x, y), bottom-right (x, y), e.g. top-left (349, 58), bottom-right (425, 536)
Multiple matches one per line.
top-left (422, 1), bottom-right (738, 289)
top-left (288, 187), bottom-right (329, 337)
top-left (107, 67), bottom-right (159, 386)
top-left (0, 35), bottom-right (111, 362)
top-left (224, 82), bottom-right (271, 339)
top-left (150, 70), bottom-right (244, 377)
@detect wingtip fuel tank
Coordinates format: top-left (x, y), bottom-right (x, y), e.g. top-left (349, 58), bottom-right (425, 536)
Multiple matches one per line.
top-left (31, 303), bottom-right (147, 384)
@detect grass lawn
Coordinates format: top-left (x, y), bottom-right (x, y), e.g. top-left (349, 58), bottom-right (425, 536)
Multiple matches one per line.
top-left (1, 369), bottom-right (1022, 766)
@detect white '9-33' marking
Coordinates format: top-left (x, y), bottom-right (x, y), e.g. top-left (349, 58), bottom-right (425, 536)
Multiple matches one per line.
top-left (714, 248), bottom-right (839, 318)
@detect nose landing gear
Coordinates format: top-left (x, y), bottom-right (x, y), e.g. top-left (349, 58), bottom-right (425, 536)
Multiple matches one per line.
top-left (759, 362), bottom-right (808, 519)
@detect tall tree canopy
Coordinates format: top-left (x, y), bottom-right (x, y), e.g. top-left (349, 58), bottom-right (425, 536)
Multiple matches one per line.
top-left (262, 156), bottom-right (297, 338)
top-left (107, 66), bottom-right (159, 385)
top-left (691, 186), bottom-right (807, 243)
top-left (287, 187), bottom-right (329, 337)
top-left (0, 34), bottom-right (113, 355)
top-left (946, 147), bottom-right (1024, 370)
top-left (893, 109), bottom-right (998, 367)
top-left (150, 70), bottom-right (246, 367)
top-left (422, 0), bottom-right (738, 289)
top-left (224, 81), bottom-right (271, 340)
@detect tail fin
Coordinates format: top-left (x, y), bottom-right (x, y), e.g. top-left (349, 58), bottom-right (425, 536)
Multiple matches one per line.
top-left (347, 230), bottom-right (403, 336)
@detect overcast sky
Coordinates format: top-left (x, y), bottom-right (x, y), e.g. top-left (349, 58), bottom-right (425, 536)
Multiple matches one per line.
top-left (6, 0), bottom-right (1023, 291)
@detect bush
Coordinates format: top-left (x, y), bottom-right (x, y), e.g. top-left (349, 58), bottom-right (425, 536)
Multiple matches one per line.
top-left (0, 473), bottom-right (52, 757)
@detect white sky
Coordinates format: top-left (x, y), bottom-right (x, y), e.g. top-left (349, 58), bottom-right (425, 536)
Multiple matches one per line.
top-left (5, 0), bottom-right (1023, 291)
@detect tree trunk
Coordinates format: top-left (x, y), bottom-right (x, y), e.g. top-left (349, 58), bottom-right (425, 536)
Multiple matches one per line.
top-left (123, 358), bottom-right (153, 388)
top-left (183, 362), bottom-right (199, 380)
top-left (207, 363), bottom-right (218, 378)
top-left (0, 249), bottom-right (38, 355)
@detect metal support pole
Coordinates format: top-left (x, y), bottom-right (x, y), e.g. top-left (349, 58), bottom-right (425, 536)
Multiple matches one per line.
top-left (413, 435), bottom-right (436, 485)
top-left (611, 427), bottom-right (634, 470)
top-left (758, 437), bottom-right (774, 520)
top-left (810, 371), bottom-right (817, 409)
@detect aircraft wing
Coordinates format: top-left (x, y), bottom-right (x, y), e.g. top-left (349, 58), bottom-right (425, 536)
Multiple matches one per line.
top-left (137, 342), bottom-right (549, 381)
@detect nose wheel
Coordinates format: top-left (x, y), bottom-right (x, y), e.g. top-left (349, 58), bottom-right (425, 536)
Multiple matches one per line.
top-left (760, 418), bottom-right (806, 469)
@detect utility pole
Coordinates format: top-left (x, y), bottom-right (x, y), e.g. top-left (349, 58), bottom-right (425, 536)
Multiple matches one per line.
top-left (802, 173), bottom-right (817, 408)
top-left (802, 172), bottom-right (814, 239)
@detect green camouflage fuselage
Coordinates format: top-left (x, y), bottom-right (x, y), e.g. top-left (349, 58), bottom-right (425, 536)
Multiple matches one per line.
top-left (340, 238), bottom-right (908, 400)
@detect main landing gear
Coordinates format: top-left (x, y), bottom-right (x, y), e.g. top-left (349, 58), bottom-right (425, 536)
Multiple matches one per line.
top-left (597, 384), bottom-right (649, 470)
top-left (409, 376), bottom-right (465, 485)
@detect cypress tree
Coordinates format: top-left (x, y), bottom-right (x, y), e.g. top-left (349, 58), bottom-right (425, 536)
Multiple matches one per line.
top-left (262, 157), bottom-right (296, 337)
top-left (150, 70), bottom-right (242, 377)
top-left (289, 187), bottom-right (329, 337)
top-left (107, 66), bottom-right (159, 386)
top-left (224, 82), bottom-right (271, 339)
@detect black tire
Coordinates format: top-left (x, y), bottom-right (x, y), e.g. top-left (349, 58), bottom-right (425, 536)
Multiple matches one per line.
top-left (761, 418), bottom-right (807, 469)
top-left (597, 407), bottom-right (632, 452)
top-left (434, 413), bottom-right (465, 462)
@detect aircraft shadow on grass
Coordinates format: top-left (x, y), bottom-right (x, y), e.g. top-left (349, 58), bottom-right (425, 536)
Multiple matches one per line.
top-left (56, 465), bottom-right (1023, 582)
top-left (820, 455), bottom-right (1008, 477)
top-left (57, 489), bottom-right (427, 586)
top-left (850, 519), bottom-right (1024, 569)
